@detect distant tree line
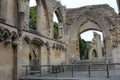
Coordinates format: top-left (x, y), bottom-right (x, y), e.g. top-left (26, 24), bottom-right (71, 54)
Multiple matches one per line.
top-left (79, 36), bottom-right (91, 60)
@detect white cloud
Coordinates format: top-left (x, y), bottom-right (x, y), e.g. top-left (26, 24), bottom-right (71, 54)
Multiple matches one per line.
top-left (29, 0), bottom-right (118, 13)
top-left (29, 0), bottom-right (36, 6)
top-left (81, 31), bottom-right (103, 41)
top-left (60, 0), bottom-right (118, 13)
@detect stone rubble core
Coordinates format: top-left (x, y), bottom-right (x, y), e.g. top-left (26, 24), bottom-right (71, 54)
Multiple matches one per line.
top-left (0, 0), bottom-right (120, 80)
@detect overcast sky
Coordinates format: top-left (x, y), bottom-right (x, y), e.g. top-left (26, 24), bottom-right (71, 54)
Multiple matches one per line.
top-left (30, 0), bottom-right (118, 41)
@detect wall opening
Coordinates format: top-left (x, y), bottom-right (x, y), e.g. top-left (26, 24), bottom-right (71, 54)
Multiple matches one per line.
top-left (79, 30), bottom-right (105, 61)
top-left (93, 49), bottom-right (97, 58)
top-left (29, 0), bottom-right (37, 30)
top-left (53, 12), bottom-right (59, 39)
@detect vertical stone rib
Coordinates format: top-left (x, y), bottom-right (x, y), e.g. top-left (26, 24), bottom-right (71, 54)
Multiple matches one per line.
top-left (116, 0), bottom-right (120, 15)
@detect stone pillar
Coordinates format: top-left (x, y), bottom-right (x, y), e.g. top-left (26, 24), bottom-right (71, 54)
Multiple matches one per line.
top-left (17, 40), bottom-right (23, 79)
top-left (12, 38), bottom-right (23, 80)
top-left (58, 23), bottom-right (63, 39)
top-left (18, 0), bottom-right (29, 29)
top-left (0, 0), bottom-right (7, 22)
top-left (23, 0), bottom-right (29, 29)
top-left (49, 13), bottom-right (54, 38)
top-left (36, 0), bottom-right (46, 34)
top-left (104, 37), bottom-right (112, 63)
top-left (12, 43), bottom-right (18, 80)
top-left (0, 0), bottom-right (2, 17)
top-left (116, 0), bottom-right (120, 15)
top-left (47, 47), bottom-right (50, 72)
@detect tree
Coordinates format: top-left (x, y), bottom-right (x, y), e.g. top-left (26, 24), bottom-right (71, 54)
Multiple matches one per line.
top-left (29, 6), bottom-right (37, 30)
top-left (79, 36), bottom-right (91, 60)
top-left (53, 22), bottom-right (59, 39)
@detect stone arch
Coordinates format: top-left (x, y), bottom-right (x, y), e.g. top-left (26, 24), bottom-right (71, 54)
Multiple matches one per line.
top-left (10, 31), bottom-right (18, 41)
top-left (70, 11), bottom-right (113, 62)
top-left (31, 38), bottom-right (44, 46)
top-left (2, 29), bottom-right (10, 40)
top-left (92, 49), bottom-right (97, 60)
top-left (29, 50), bottom-right (38, 70)
top-left (51, 0), bottom-right (65, 23)
top-left (93, 49), bottom-right (97, 57)
top-left (29, 38), bottom-right (44, 70)
top-left (89, 47), bottom-right (98, 60)
top-left (20, 36), bottom-right (32, 68)
top-left (71, 11), bottom-right (110, 37)
top-left (54, 7), bottom-right (63, 23)
top-left (24, 36), bottom-right (31, 44)
top-left (53, 6), bottom-right (65, 39)
top-left (29, 45), bottom-right (39, 71)
top-left (2, 29), bottom-right (10, 36)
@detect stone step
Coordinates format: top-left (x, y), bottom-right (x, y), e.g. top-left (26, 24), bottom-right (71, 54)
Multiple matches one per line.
top-left (19, 77), bottom-right (120, 80)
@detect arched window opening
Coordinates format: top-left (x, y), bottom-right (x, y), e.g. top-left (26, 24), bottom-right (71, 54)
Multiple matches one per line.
top-left (79, 30), bottom-right (105, 60)
top-left (53, 9), bottom-right (64, 39)
top-left (29, 0), bottom-right (37, 30)
top-left (53, 12), bottom-right (59, 39)
top-left (29, 50), bottom-right (38, 71)
top-left (93, 49), bottom-right (97, 58)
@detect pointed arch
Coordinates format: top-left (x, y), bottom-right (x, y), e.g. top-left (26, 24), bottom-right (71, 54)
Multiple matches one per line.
top-left (2, 29), bottom-right (10, 36)
top-left (31, 38), bottom-right (44, 46)
top-left (24, 36), bottom-right (31, 44)
top-left (73, 11), bottom-right (111, 37)
top-left (10, 31), bottom-right (18, 41)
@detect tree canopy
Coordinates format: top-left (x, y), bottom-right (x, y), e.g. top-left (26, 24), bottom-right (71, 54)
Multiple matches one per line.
top-left (79, 36), bottom-right (91, 60)
top-left (53, 22), bottom-right (59, 39)
top-left (29, 6), bottom-right (37, 30)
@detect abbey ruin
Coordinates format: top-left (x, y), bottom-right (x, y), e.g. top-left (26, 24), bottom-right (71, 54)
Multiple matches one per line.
top-left (0, 0), bottom-right (120, 80)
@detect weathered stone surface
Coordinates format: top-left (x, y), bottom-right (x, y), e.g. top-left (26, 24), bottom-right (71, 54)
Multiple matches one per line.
top-left (0, 0), bottom-right (120, 80)
top-left (89, 32), bottom-right (103, 61)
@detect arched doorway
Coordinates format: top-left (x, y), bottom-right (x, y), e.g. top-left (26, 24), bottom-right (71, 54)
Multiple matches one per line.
top-left (68, 11), bottom-right (112, 62)
top-left (29, 49), bottom-right (39, 71)
top-left (92, 49), bottom-right (97, 59)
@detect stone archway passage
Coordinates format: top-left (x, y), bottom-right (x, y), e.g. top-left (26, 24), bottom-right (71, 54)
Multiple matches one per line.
top-left (66, 4), bottom-right (116, 62)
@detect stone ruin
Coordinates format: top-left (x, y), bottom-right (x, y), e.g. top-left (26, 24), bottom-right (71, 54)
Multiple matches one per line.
top-left (0, 0), bottom-right (120, 80)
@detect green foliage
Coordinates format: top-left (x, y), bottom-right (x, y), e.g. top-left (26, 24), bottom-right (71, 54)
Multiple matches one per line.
top-left (29, 6), bottom-right (37, 30)
top-left (102, 47), bottom-right (105, 56)
top-left (53, 22), bottom-right (59, 39)
top-left (79, 36), bottom-right (91, 60)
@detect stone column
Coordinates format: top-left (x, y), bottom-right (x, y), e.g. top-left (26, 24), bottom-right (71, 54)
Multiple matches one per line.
top-left (58, 23), bottom-right (63, 39)
top-left (0, 0), bottom-right (2, 17)
top-left (23, 0), bottom-right (29, 29)
top-left (116, 0), bottom-right (120, 15)
top-left (17, 40), bottom-right (23, 79)
top-left (36, 0), bottom-right (46, 34)
top-left (18, 0), bottom-right (30, 29)
top-left (47, 47), bottom-right (50, 72)
top-left (0, 0), bottom-right (7, 22)
top-left (12, 38), bottom-right (23, 80)
top-left (12, 43), bottom-right (18, 80)
top-left (104, 37), bottom-right (112, 63)
top-left (49, 13), bottom-right (54, 38)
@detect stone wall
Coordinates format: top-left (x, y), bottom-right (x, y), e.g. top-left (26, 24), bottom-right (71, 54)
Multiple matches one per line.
top-left (0, 0), bottom-right (120, 80)
top-left (0, 43), bottom-right (14, 80)
top-left (89, 32), bottom-right (103, 61)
